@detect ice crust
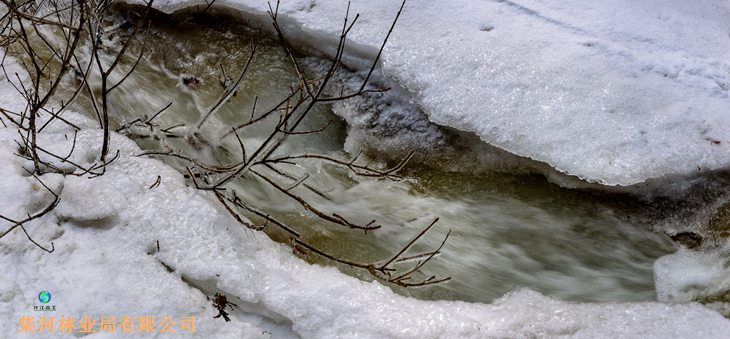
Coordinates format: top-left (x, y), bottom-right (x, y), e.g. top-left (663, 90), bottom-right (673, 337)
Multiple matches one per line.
top-left (146, 0), bottom-right (730, 186)
top-left (1, 57), bottom-right (730, 338)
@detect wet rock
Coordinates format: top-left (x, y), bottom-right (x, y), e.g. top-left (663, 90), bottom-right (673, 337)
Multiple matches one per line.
top-left (671, 232), bottom-right (703, 249)
top-left (181, 75), bottom-right (201, 89)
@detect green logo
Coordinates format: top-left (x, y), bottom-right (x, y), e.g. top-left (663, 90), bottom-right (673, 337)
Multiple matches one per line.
top-left (38, 291), bottom-right (51, 304)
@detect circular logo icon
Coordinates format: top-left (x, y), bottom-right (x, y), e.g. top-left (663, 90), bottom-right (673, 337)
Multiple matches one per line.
top-left (38, 291), bottom-right (51, 304)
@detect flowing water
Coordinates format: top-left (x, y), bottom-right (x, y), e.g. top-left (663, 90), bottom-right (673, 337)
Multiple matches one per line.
top-left (47, 6), bottom-right (722, 305)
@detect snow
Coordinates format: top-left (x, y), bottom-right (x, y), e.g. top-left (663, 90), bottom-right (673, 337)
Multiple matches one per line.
top-left (144, 0), bottom-right (730, 186)
top-left (655, 248), bottom-right (730, 307)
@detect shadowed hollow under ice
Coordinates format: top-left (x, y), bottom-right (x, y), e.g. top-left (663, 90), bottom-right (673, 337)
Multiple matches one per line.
top-left (147, 0), bottom-right (730, 186)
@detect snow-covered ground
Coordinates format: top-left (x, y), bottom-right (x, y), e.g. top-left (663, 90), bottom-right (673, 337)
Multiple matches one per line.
top-left (4, 1), bottom-right (730, 337)
top-left (146, 0), bottom-right (730, 186)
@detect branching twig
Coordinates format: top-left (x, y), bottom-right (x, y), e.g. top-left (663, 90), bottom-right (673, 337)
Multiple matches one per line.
top-left (0, 175), bottom-right (59, 253)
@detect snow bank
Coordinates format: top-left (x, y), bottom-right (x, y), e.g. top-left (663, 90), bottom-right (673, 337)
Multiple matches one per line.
top-left (144, 0), bottom-right (730, 186)
top-left (1, 59), bottom-right (730, 337)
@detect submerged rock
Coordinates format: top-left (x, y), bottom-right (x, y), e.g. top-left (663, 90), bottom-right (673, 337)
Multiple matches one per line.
top-left (181, 74), bottom-right (201, 89)
top-left (671, 232), bottom-right (703, 249)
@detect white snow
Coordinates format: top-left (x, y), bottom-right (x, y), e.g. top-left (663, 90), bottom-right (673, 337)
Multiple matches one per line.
top-left (655, 248), bottom-right (730, 306)
top-left (143, 0), bottom-right (730, 186)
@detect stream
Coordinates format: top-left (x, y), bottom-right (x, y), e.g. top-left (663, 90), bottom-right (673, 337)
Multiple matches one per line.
top-left (47, 6), bottom-right (730, 306)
